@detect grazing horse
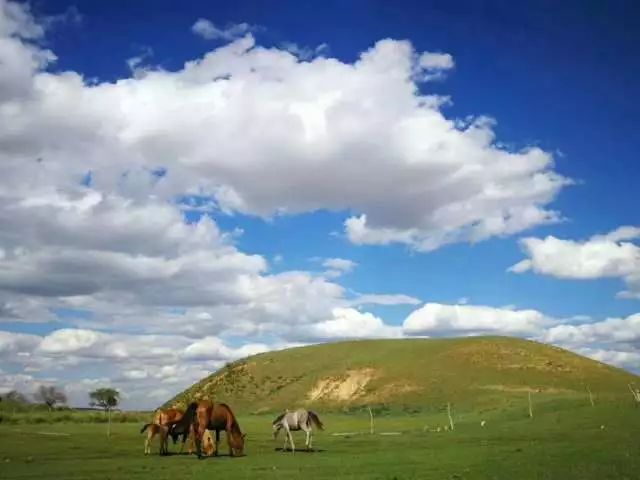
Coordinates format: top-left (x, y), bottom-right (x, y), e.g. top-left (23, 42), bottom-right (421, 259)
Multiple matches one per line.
top-left (141, 406), bottom-right (194, 455)
top-left (272, 409), bottom-right (324, 453)
top-left (192, 400), bottom-right (245, 458)
top-left (140, 423), bottom-right (170, 455)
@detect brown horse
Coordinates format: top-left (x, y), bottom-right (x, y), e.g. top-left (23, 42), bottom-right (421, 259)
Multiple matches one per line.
top-left (141, 407), bottom-right (194, 455)
top-left (193, 400), bottom-right (245, 458)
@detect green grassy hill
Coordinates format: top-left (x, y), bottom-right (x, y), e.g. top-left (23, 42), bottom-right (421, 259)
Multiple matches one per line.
top-left (166, 336), bottom-right (638, 413)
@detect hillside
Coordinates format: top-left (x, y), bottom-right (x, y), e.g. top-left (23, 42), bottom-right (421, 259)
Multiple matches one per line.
top-left (166, 336), bottom-right (638, 413)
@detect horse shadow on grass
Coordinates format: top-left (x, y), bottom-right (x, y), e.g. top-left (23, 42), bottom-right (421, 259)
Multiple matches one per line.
top-left (274, 447), bottom-right (326, 453)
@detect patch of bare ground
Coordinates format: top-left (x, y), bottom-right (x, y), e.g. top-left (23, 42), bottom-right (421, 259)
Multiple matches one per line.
top-left (307, 369), bottom-right (377, 402)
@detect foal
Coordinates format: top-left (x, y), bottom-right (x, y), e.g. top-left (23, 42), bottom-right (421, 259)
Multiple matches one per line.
top-left (272, 409), bottom-right (324, 453)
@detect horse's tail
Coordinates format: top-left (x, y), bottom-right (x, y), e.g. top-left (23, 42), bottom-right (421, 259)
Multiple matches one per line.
top-left (140, 423), bottom-right (152, 434)
top-left (308, 411), bottom-right (324, 430)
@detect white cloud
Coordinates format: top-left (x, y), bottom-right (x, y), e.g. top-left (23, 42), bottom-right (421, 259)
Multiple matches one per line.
top-left (0, 330), bottom-right (40, 355)
top-left (182, 336), bottom-right (269, 361)
top-left (403, 303), bottom-right (551, 336)
top-left (322, 257), bottom-right (357, 272)
top-left (510, 226), bottom-right (640, 298)
top-left (418, 52), bottom-right (454, 70)
top-left (542, 313), bottom-right (640, 346)
top-left (573, 347), bottom-right (640, 372)
top-left (351, 294), bottom-right (421, 306)
top-left (191, 18), bottom-right (255, 41)
top-left (0, 328), bottom-right (279, 408)
top-left (0, 1), bottom-right (598, 408)
top-left (0, 3), bottom-right (570, 254)
top-left (308, 307), bottom-right (402, 340)
top-left (320, 257), bottom-right (357, 278)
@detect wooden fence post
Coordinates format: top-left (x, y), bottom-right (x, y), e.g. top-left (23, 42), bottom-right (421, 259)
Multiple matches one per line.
top-left (629, 384), bottom-right (640, 405)
top-left (586, 385), bottom-right (595, 407)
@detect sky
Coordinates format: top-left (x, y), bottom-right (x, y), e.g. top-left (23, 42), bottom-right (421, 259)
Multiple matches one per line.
top-left (0, 0), bottom-right (638, 409)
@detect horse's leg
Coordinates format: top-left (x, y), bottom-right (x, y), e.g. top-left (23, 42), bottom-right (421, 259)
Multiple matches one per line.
top-left (286, 425), bottom-right (295, 453)
top-left (305, 427), bottom-right (311, 450)
top-left (281, 424), bottom-right (289, 451)
top-left (188, 424), bottom-right (195, 455)
top-left (194, 421), bottom-right (205, 458)
top-left (226, 427), bottom-right (233, 457)
top-left (144, 430), bottom-right (151, 455)
top-left (159, 428), bottom-right (166, 456)
top-left (178, 432), bottom-right (185, 454)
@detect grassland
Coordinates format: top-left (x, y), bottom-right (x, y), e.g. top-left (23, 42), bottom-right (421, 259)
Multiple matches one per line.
top-left (3, 337), bottom-right (638, 479)
top-left (1, 396), bottom-right (639, 480)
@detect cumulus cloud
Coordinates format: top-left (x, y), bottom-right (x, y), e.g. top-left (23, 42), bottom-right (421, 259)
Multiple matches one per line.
top-left (191, 18), bottom-right (255, 41)
top-left (351, 294), bottom-right (421, 306)
top-left (0, 1), bottom-right (591, 408)
top-left (542, 313), bottom-right (640, 346)
top-left (0, 328), bottom-right (277, 407)
top-left (0, 2), bottom-right (569, 254)
top-left (572, 347), bottom-right (640, 372)
top-left (303, 308), bottom-right (403, 340)
top-left (510, 226), bottom-right (640, 298)
top-left (319, 257), bottom-right (357, 278)
top-left (403, 303), bottom-right (551, 336)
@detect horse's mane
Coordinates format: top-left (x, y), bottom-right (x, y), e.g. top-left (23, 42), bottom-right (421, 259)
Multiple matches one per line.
top-left (218, 402), bottom-right (242, 434)
top-left (272, 412), bottom-right (286, 425)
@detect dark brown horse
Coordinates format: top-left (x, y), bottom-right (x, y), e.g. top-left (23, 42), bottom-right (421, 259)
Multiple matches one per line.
top-left (194, 400), bottom-right (245, 457)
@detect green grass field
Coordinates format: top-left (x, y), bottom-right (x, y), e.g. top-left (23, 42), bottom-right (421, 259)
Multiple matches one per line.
top-left (2, 397), bottom-right (639, 480)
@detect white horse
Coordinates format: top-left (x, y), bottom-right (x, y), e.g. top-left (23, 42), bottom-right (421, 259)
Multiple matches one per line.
top-left (272, 409), bottom-right (324, 453)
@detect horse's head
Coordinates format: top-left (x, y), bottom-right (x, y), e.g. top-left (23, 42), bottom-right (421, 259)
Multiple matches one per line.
top-left (230, 431), bottom-right (245, 456)
top-left (272, 412), bottom-right (285, 439)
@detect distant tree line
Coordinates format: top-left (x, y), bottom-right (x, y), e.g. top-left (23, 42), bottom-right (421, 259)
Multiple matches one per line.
top-left (1, 385), bottom-right (120, 417)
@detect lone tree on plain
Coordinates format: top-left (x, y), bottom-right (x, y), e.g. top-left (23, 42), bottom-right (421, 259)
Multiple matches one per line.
top-left (89, 388), bottom-right (120, 437)
top-left (33, 385), bottom-right (67, 411)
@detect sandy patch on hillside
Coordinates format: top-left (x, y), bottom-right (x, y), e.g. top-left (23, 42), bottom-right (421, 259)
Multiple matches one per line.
top-left (308, 369), bottom-right (377, 401)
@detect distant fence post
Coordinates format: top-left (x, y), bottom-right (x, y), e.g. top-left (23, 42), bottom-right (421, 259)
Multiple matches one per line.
top-left (368, 406), bottom-right (374, 434)
top-left (586, 385), bottom-right (595, 407)
top-left (447, 403), bottom-right (454, 431)
top-left (528, 391), bottom-right (533, 419)
top-left (628, 384), bottom-right (640, 405)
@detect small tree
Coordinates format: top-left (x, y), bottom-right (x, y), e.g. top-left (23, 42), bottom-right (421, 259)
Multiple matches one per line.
top-left (33, 385), bottom-right (67, 411)
top-left (89, 388), bottom-right (120, 437)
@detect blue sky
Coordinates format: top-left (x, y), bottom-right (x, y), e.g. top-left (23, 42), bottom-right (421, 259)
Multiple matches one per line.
top-left (0, 0), bottom-right (638, 408)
